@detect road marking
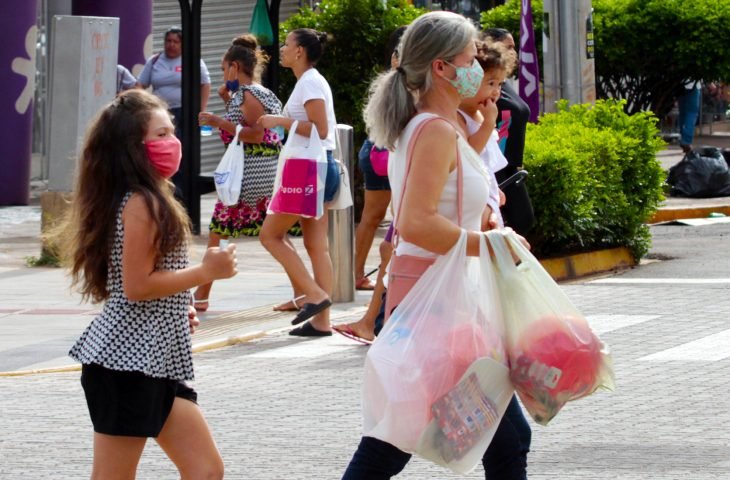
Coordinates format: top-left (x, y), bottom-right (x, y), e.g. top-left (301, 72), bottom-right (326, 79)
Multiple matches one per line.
top-left (248, 335), bottom-right (360, 359)
top-left (590, 278), bottom-right (730, 285)
top-left (639, 329), bottom-right (730, 362)
top-left (586, 314), bottom-right (659, 335)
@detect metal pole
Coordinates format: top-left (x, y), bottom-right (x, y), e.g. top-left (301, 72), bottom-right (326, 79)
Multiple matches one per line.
top-left (548, 0), bottom-right (595, 109)
top-left (557, 0), bottom-right (580, 105)
top-left (578, 0), bottom-right (596, 104)
top-left (328, 124), bottom-right (355, 303)
top-left (178, 0), bottom-right (203, 233)
top-left (541, 0), bottom-right (561, 113)
top-left (267, 0), bottom-right (281, 94)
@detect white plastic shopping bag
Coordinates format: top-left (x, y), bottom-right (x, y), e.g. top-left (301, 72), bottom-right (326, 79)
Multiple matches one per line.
top-left (268, 121), bottom-right (327, 218)
top-left (362, 231), bottom-right (513, 474)
top-left (213, 125), bottom-right (244, 206)
top-left (486, 229), bottom-right (615, 426)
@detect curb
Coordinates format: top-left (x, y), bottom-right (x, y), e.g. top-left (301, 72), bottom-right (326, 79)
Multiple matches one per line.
top-left (0, 327), bottom-right (291, 378)
top-left (649, 205), bottom-right (730, 224)
top-left (540, 247), bottom-right (636, 283)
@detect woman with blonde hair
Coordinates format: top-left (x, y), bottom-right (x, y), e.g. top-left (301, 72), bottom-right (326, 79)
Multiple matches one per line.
top-left (341, 11), bottom-right (529, 479)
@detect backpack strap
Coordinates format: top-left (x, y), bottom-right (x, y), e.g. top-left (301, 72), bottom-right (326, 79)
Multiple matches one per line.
top-left (392, 115), bottom-right (464, 249)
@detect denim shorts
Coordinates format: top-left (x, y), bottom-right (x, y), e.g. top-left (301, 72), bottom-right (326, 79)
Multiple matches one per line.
top-left (358, 139), bottom-right (391, 191)
top-left (324, 150), bottom-right (340, 202)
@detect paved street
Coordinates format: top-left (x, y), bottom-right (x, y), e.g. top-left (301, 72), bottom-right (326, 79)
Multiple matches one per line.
top-left (2, 140), bottom-right (730, 478)
top-left (1, 219), bottom-right (730, 479)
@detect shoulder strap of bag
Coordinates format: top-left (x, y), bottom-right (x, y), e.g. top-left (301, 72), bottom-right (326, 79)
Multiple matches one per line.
top-left (392, 115), bottom-right (464, 248)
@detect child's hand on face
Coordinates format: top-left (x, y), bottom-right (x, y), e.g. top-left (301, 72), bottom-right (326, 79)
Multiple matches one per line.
top-left (477, 97), bottom-right (499, 128)
top-left (202, 244), bottom-right (238, 281)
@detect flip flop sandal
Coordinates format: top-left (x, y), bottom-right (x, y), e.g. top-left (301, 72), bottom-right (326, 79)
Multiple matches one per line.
top-left (273, 294), bottom-right (306, 312)
top-left (333, 324), bottom-right (374, 345)
top-left (291, 298), bottom-right (333, 325)
top-left (355, 277), bottom-right (376, 291)
top-left (289, 322), bottom-right (332, 337)
top-left (193, 298), bottom-right (209, 313)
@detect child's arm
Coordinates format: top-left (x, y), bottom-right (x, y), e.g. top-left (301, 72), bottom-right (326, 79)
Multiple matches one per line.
top-left (121, 194), bottom-right (237, 301)
top-left (467, 98), bottom-right (498, 153)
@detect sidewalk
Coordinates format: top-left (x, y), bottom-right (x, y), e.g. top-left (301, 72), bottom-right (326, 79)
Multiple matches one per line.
top-left (0, 193), bottom-right (379, 374)
top-left (1, 137), bottom-right (729, 375)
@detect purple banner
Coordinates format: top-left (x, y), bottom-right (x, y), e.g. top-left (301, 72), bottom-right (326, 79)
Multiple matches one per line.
top-left (72, 0), bottom-right (152, 73)
top-left (0, 0), bottom-right (38, 205)
top-left (519, 0), bottom-right (540, 123)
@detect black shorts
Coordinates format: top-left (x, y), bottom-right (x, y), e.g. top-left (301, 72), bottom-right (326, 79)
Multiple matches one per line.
top-left (80, 363), bottom-right (198, 438)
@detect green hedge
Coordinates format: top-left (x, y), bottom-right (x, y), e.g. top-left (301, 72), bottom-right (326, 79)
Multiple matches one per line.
top-left (482, 0), bottom-right (730, 118)
top-left (523, 99), bottom-right (665, 259)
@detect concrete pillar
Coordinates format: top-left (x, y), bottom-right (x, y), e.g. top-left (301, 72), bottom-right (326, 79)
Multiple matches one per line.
top-left (0, 0), bottom-right (38, 205)
top-left (72, 0), bottom-right (152, 75)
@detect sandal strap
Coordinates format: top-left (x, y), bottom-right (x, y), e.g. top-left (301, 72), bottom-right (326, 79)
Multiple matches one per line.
top-left (194, 298), bottom-right (209, 303)
top-left (291, 294), bottom-right (306, 309)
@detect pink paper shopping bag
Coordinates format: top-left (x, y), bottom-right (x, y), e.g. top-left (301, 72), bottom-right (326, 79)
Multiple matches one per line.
top-left (269, 157), bottom-right (325, 217)
top-left (268, 121), bottom-right (327, 218)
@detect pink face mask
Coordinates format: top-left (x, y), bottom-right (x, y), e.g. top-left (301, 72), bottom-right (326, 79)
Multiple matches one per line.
top-left (144, 137), bottom-right (182, 178)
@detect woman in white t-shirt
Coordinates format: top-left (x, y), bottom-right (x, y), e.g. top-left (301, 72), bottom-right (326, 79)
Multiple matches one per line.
top-left (258, 28), bottom-right (339, 337)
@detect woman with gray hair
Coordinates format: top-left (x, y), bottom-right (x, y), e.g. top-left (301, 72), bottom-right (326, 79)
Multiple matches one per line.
top-left (341, 11), bottom-right (529, 479)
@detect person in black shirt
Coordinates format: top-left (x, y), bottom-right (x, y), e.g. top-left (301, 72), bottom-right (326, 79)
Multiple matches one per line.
top-left (485, 28), bottom-right (536, 236)
top-left (481, 27), bottom-right (535, 480)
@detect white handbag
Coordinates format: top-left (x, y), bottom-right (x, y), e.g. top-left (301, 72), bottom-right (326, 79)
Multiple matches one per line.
top-left (328, 158), bottom-right (353, 210)
top-left (213, 124), bottom-right (244, 206)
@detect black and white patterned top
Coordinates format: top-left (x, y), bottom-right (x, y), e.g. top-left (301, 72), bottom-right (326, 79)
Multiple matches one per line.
top-left (233, 83), bottom-right (283, 125)
top-left (69, 192), bottom-right (195, 380)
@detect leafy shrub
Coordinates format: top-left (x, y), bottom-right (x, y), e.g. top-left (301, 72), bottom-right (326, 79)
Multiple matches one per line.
top-left (523, 99), bottom-right (665, 259)
top-left (481, 0), bottom-right (730, 119)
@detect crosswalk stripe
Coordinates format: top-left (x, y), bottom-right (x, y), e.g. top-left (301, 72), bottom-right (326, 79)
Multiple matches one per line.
top-left (586, 314), bottom-right (659, 335)
top-left (590, 278), bottom-right (730, 285)
top-left (639, 329), bottom-right (730, 362)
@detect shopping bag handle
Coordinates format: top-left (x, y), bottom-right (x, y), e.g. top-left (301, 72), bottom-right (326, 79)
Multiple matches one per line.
top-left (234, 124), bottom-right (243, 146)
top-left (478, 232), bottom-right (494, 267)
top-left (502, 230), bottom-right (534, 264)
top-left (486, 229), bottom-right (536, 278)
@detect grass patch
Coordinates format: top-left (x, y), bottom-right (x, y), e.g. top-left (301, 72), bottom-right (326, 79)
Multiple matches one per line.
top-left (25, 251), bottom-right (61, 268)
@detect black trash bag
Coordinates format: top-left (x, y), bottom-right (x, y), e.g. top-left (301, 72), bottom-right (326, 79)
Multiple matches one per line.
top-left (667, 147), bottom-right (730, 198)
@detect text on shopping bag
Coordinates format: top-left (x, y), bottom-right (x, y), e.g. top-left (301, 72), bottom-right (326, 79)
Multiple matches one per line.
top-left (269, 157), bottom-right (327, 217)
